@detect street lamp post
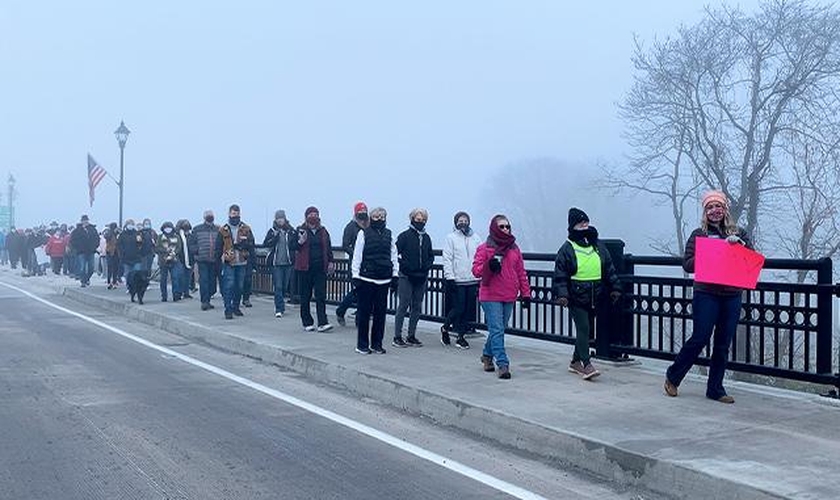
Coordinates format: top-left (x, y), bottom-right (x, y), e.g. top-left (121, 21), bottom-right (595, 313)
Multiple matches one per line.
top-left (114, 121), bottom-right (131, 227)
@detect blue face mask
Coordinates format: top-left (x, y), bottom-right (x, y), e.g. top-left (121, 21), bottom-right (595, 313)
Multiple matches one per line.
top-left (126, 224), bottom-right (136, 231)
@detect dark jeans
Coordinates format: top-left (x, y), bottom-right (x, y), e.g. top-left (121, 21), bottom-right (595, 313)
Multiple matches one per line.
top-left (241, 259), bottom-right (255, 302)
top-left (394, 277), bottom-right (426, 338)
top-left (299, 269), bottom-right (328, 327)
top-left (666, 290), bottom-right (742, 399)
top-left (443, 282), bottom-right (478, 333)
top-left (50, 257), bottom-right (64, 275)
top-left (272, 265), bottom-right (292, 313)
top-left (107, 255), bottom-right (121, 285)
top-left (221, 264), bottom-right (246, 314)
top-left (336, 287), bottom-right (357, 317)
top-left (197, 261), bottom-right (220, 304)
top-left (78, 253), bottom-right (95, 285)
top-left (356, 280), bottom-right (390, 350)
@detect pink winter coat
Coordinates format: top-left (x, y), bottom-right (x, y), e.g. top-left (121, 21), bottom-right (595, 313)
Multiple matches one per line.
top-left (472, 242), bottom-right (531, 303)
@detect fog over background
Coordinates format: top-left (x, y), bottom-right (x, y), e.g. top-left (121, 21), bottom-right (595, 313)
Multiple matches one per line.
top-left (1, 1), bottom-right (760, 252)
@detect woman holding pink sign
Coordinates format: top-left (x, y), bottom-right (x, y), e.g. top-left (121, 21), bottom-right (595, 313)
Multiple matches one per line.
top-left (664, 190), bottom-right (752, 404)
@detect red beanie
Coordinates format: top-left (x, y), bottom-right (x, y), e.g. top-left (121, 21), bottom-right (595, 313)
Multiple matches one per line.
top-left (354, 202), bottom-right (368, 215)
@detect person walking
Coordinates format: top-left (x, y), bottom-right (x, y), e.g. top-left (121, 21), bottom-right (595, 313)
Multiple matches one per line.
top-left (0, 229), bottom-right (7, 266)
top-left (176, 219), bottom-right (194, 299)
top-left (190, 210), bottom-right (221, 311)
top-left (140, 218), bottom-right (157, 272)
top-left (336, 202), bottom-right (369, 326)
top-left (263, 210), bottom-right (295, 318)
top-left (117, 219), bottom-right (153, 282)
top-left (351, 207), bottom-right (399, 354)
top-left (291, 206), bottom-right (335, 332)
top-left (215, 205), bottom-right (254, 320)
top-left (472, 215), bottom-right (531, 379)
top-left (104, 223), bottom-right (121, 289)
top-left (70, 215), bottom-right (99, 287)
top-left (44, 227), bottom-right (68, 275)
top-left (392, 208), bottom-right (434, 348)
top-left (156, 221), bottom-right (185, 302)
top-left (552, 208), bottom-right (621, 380)
top-left (441, 211), bottom-right (481, 349)
top-left (664, 190), bottom-right (752, 404)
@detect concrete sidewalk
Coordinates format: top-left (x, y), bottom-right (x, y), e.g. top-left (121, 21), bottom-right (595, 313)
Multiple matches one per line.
top-left (3, 269), bottom-right (838, 500)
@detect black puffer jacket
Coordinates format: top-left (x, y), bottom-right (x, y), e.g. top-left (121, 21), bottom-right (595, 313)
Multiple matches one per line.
top-left (396, 227), bottom-right (434, 281)
top-left (552, 239), bottom-right (620, 308)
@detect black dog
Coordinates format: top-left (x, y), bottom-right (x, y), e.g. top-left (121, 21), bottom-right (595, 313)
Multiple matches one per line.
top-left (128, 270), bottom-right (150, 305)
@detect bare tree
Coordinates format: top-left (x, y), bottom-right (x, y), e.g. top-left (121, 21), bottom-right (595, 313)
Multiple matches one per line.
top-left (612, 0), bottom-right (840, 250)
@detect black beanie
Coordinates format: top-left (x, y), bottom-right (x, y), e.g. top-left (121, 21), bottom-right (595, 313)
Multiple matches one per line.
top-left (568, 207), bottom-right (589, 230)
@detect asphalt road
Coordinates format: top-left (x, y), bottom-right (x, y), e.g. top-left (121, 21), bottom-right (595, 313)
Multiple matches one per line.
top-left (0, 282), bottom-right (648, 500)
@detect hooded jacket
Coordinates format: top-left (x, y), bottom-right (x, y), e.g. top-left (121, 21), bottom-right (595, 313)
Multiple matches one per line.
top-left (442, 228), bottom-right (481, 284)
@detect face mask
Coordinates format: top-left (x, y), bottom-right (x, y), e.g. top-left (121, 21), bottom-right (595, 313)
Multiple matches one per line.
top-left (163, 227), bottom-right (173, 235)
top-left (143, 223), bottom-right (151, 230)
top-left (229, 216), bottom-right (240, 226)
top-left (204, 216), bottom-right (214, 224)
top-left (126, 224), bottom-right (135, 231)
top-left (411, 221), bottom-right (426, 232)
top-left (356, 213), bottom-right (368, 222)
top-left (370, 219), bottom-right (386, 230)
top-left (457, 223), bottom-right (470, 234)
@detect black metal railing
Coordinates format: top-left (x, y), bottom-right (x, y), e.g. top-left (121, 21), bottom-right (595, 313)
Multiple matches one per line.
top-left (251, 240), bottom-right (840, 389)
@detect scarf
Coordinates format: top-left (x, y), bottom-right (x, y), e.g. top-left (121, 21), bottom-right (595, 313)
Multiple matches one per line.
top-left (487, 218), bottom-right (517, 255)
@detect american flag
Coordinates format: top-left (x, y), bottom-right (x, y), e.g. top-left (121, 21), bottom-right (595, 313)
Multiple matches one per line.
top-left (87, 153), bottom-right (107, 207)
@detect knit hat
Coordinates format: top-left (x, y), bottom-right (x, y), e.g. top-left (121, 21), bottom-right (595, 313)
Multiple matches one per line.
top-left (567, 207), bottom-right (589, 230)
top-left (274, 210), bottom-right (286, 220)
top-left (305, 206), bottom-right (319, 217)
top-left (702, 190), bottom-right (729, 209)
top-left (353, 202), bottom-right (368, 215)
top-left (80, 214), bottom-right (90, 222)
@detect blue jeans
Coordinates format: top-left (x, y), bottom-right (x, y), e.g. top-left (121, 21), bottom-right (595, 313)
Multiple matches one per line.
top-left (159, 262), bottom-right (185, 300)
top-left (481, 301), bottom-right (513, 368)
top-left (221, 264), bottom-right (246, 314)
top-left (272, 265), bottom-right (292, 313)
top-left (77, 253), bottom-right (96, 285)
top-left (666, 291), bottom-right (742, 399)
top-left (198, 261), bottom-right (219, 304)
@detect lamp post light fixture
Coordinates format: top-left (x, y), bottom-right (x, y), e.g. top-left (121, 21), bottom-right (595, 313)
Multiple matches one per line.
top-left (114, 120), bottom-right (130, 228)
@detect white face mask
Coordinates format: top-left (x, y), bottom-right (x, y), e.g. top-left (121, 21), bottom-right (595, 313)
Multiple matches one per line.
top-left (163, 228), bottom-right (173, 235)
top-left (126, 224), bottom-right (136, 231)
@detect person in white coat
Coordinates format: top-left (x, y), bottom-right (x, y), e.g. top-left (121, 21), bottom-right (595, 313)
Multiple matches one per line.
top-left (440, 211), bottom-right (482, 349)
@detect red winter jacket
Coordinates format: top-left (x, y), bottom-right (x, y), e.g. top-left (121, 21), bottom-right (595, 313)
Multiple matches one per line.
top-left (472, 243), bottom-right (531, 303)
top-left (45, 234), bottom-right (68, 258)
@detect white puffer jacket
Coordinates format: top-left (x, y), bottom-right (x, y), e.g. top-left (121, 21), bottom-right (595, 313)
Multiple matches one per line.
top-left (442, 229), bottom-right (481, 284)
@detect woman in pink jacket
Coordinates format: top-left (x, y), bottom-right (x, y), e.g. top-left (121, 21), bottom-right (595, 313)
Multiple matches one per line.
top-left (472, 215), bottom-right (531, 379)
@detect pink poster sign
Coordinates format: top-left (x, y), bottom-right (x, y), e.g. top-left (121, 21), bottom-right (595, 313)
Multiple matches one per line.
top-left (694, 237), bottom-right (765, 289)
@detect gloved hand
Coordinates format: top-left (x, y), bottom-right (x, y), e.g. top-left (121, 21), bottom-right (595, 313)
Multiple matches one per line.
top-left (488, 257), bottom-right (502, 273)
top-left (556, 297), bottom-right (569, 307)
top-left (520, 297), bottom-right (531, 309)
top-left (390, 276), bottom-right (400, 293)
top-left (610, 290), bottom-right (622, 303)
top-left (726, 235), bottom-right (745, 245)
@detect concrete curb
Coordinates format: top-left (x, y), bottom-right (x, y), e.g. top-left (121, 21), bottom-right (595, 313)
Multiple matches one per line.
top-left (60, 286), bottom-right (786, 500)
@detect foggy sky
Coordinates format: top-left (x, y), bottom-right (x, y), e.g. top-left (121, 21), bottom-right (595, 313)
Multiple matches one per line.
top-left (0, 1), bottom-right (761, 252)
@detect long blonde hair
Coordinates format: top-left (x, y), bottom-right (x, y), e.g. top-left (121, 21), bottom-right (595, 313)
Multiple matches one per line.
top-left (700, 208), bottom-right (738, 235)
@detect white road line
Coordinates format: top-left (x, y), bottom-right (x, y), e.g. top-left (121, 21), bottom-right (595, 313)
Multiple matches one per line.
top-left (0, 282), bottom-right (549, 500)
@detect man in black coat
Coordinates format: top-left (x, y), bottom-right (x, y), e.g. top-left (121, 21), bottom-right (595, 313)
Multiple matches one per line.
top-left (70, 215), bottom-right (100, 287)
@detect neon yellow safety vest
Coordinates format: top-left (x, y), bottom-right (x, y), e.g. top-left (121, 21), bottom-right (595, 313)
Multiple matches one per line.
top-left (570, 241), bottom-right (602, 281)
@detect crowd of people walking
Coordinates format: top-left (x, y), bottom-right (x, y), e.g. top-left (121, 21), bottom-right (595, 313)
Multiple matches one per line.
top-left (0, 190), bottom-right (750, 401)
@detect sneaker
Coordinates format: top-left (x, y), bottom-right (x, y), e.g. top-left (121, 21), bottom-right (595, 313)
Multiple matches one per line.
top-left (207, 303), bottom-right (215, 309)
top-left (242, 300), bottom-right (253, 308)
top-left (201, 303), bottom-right (211, 311)
top-left (355, 347), bottom-right (371, 355)
top-left (455, 336), bottom-right (470, 349)
top-left (481, 355), bottom-right (495, 372)
top-left (392, 337), bottom-right (408, 348)
top-left (664, 379), bottom-right (679, 397)
top-left (275, 312), bottom-right (284, 318)
top-left (336, 314), bottom-right (346, 327)
top-left (371, 346), bottom-right (387, 354)
top-left (304, 325), bottom-right (316, 332)
top-left (440, 326), bottom-right (451, 346)
top-left (406, 336), bottom-right (423, 347)
top-left (568, 361), bottom-right (585, 376)
top-left (581, 363), bottom-right (601, 380)
top-left (233, 309), bottom-right (244, 317)
top-left (498, 366), bottom-right (511, 379)
top-left (225, 312), bottom-right (234, 320)
top-left (317, 324), bottom-right (333, 332)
